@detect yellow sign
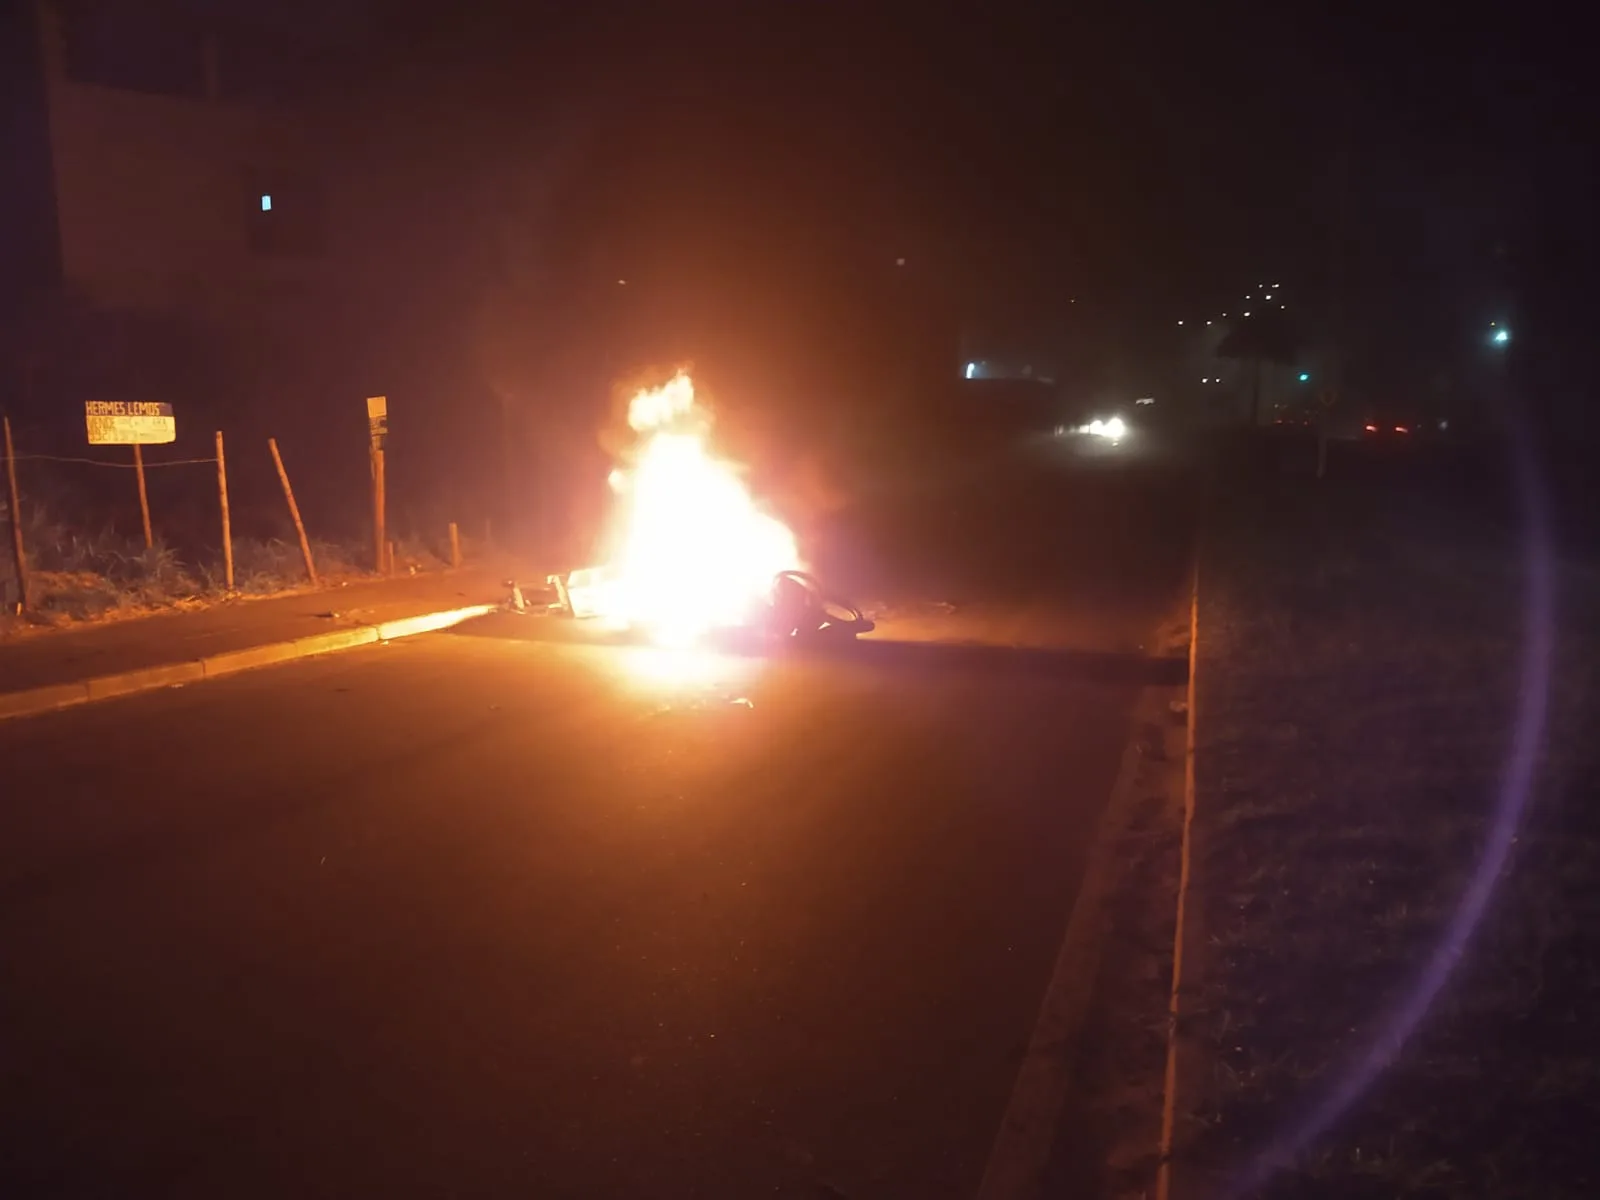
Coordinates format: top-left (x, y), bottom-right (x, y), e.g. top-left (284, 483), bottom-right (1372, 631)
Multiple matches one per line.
top-left (85, 402), bottom-right (176, 445)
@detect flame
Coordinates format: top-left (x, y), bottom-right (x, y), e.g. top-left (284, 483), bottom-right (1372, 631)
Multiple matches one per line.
top-left (579, 372), bottom-right (799, 646)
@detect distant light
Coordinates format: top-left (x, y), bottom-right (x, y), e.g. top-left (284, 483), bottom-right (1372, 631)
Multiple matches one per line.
top-left (1298, 372), bottom-right (1310, 382)
top-left (1264, 294), bottom-right (1273, 301)
top-left (1136, 397), bottom-right (1155, 405)
top-left (965, 362), bottom-right (977, 379)
top-left (1243, 310), bottom-right (1252, 317)
top-left (1364, 424), bottom-right (1377, 432)
top-left (1272, 282), bottom-right (1281, 289)
top-left (1394, 425), bottom-right (1409, 433)
top-left (1206, 320), bottom-right (1212, 325)
top-left (1086, 416), bottom-right (1127, 441)
top-left (895, 257), bottom-right (906, 266)
top-left (1177, 320), bottom-right (1184, 326)
top-left (617, 278), bottom-right (627, 285)
top-left (1492, 327), bottom-right (1510, 345)
top-left (1201, 377), bottom-right (1209, 383)
top-left (260, 194), bottom-right (272, 212)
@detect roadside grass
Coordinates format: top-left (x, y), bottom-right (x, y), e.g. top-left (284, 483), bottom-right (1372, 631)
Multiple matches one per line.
top-left (1184, 454), bottom-right (1600, 1198)
top-left (2, 501), bottom-right (443, 631)
top-left (13, 510), bottom-right (206, 620)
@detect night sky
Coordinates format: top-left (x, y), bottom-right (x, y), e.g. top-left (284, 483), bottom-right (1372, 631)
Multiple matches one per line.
top-left (307, 3), bottom-right (1586, 343)
top-left (0, 0), bottom-right (1588, 562)
top-left (13, 2), bottom-right (1594, 443)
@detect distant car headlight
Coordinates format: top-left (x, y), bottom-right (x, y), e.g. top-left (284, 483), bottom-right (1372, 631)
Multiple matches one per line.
top-left (1083, 416), bottom-right (1127, 441)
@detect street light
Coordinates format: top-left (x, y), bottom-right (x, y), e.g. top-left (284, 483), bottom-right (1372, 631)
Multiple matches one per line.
top-left (1298, 372), bottom-right (1310, 382)
top-left (1491, 326), bottom-right (1511, 346)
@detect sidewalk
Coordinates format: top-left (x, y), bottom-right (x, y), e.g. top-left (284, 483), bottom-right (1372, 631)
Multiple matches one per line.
top-left (1, 568), bottom-right (510, 703)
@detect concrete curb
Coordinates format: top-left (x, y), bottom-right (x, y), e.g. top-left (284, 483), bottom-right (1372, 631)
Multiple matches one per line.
top-left (1157, 542), bottom-right (1204, 1200)
top-left (976, 622), bottom-right (1193, 1199)
top-left (0, 604), bottom-right (495, 724)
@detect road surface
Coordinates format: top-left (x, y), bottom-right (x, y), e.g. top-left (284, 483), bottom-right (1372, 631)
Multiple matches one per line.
top-left (0, 450), bottom-right (1192, 1198)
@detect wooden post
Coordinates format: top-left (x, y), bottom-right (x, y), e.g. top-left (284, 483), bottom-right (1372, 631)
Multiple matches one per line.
top-left (448, 521), bottom-right (461, 569)
top-left (269, 437), bottom-right (318, 585)
top-left (133, 443), bottom-right (153, 549)
top-left (366, 395), bottom-right (388, 574)
top-left (3, 416), bottom-right (31, 612)
top-left (215, 430), bottom-right (234, 592)
top-left (371, 443), bottom-right (387, 574)
top-left (387, 540), bottom-right (397, 577)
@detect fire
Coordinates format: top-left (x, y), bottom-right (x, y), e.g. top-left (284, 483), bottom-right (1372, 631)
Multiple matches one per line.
top-left (577, 372), bottom-right (799, 646)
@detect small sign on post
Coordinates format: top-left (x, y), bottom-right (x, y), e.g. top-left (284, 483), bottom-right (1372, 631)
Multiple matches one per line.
top-left (366, 396), bottom-right (388, 573)
top-left (366, 395), bottom-right (388, 448)
top-left (86, 402), bottom-right (174, 549)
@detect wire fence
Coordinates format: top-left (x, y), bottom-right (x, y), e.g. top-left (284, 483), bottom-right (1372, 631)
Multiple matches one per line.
top-left (12, 453), bottom-right (220, 469)
top-left (2, 417), bottom-right (488, 622)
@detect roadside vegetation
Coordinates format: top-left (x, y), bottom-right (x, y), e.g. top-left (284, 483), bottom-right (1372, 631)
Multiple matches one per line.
top-left (1181, 439), bottom-right (1600, 1198)
top-left (2, 499), bottom-right (450, 631)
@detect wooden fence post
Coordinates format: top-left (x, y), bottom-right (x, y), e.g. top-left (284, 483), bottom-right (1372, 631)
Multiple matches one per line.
top-left (215, 431), bottom-right (233, 592)
top-left (268, 438), bottom-right (318, 585)
top-left (448, 521), bottom-right (461, 569)
top-left (371, 444), bottom-right (387, 574)
top-left (133, 443), bottom-right (153, 549)
top-left (3, 416), bottom-right (30, 612)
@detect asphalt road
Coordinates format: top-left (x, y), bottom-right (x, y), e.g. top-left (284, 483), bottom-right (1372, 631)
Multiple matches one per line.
top-left (0, 448), bottom-right (1192, 1198)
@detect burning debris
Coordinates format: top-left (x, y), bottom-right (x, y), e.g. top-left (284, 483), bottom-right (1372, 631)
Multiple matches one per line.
top-left (547, 372), bottom-right (871, 644)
